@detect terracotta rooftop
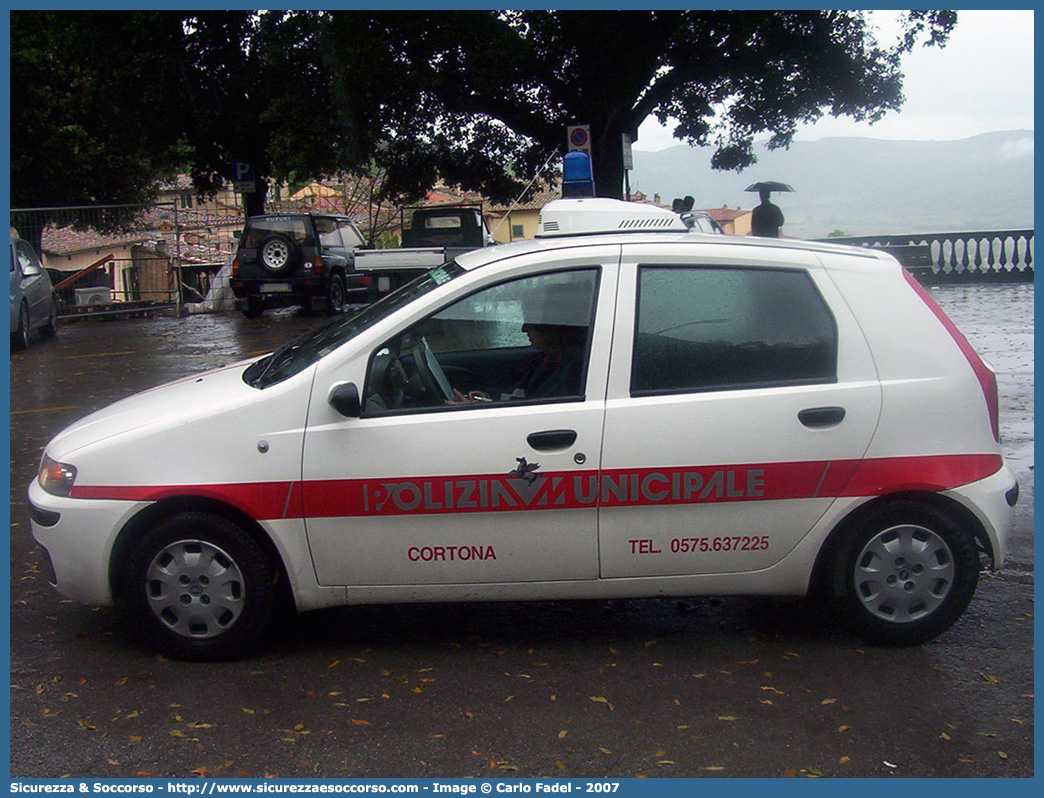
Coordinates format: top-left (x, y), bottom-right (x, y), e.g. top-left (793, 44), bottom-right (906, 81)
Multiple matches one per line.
top-left (702, 205), bottom-right (751, 223)
top-left (486, 187), bottom-right (561, 213)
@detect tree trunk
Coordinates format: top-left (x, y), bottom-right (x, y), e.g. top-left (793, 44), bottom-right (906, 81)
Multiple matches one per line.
top-left (243, 177), bottom-right (269, 218)
top-left (590, 124), bottom-right (627, 201)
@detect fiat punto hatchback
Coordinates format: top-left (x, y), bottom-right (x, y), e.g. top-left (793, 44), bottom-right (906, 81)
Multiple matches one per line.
top-left (29, 199), bottom-right (1017, 659)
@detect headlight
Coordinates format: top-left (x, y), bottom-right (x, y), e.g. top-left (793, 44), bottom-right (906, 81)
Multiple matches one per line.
top-left (38, 454), bottom-right (77, 497)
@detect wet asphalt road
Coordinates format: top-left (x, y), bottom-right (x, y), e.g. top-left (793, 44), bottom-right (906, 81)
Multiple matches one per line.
top-left (8, 285), bottom-right (1034, 778)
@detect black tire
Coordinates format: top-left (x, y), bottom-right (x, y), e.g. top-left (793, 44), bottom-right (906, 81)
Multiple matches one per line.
top-left (259, 234), bottom-right (297, 275)
top-left (11, 303), bottom-right (29, 350)
top-left (243, 296), bottom-right (265, 319)
top-left (326, 272), bottom-right (347, 314)
top-left (40, 305), bottom-right (57, 339)
top-left (120, 512), bottom-right (276, 660)
top-left (827, 500), bottom-right (979, 646)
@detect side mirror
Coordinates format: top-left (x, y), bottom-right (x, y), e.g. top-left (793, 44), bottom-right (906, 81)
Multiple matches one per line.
top-left (328, 382), bottom-right (361, 418)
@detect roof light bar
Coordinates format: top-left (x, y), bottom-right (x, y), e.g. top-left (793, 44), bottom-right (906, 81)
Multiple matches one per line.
top-left (536, 198), bottom-right (689, 238)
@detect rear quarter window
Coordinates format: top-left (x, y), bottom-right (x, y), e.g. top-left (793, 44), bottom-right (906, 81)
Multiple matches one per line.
top-left (242, 217), bottom-right (312, 248)
top-left (632, 265), bottom-right (838, 395)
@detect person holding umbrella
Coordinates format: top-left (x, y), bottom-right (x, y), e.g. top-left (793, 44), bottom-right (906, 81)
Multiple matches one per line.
top-left (747, 181), bottom-right (792, 237)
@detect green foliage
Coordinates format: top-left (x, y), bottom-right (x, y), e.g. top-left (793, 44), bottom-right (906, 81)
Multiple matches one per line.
top-left (322, 11), bottom-right (956, 199)
top-left (10, 11), bottom-right (187, 210)
top-left (10, 10), bottom-right (957, 213)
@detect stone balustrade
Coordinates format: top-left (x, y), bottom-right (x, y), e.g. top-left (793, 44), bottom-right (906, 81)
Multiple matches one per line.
top-left (815, 230), bottom-right (1034, 283)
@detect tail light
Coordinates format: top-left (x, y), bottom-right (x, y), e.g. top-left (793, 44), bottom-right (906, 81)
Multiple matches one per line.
top-left (904, 270), bottom-right (1001, 442)
top-left (313, 257), bottom-right (324, 275)
top-left (231, 259), bottom-right (239, 278)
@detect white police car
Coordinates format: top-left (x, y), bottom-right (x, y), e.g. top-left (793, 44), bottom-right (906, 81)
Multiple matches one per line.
top-left (29, 199), bottom-right (1018, 659)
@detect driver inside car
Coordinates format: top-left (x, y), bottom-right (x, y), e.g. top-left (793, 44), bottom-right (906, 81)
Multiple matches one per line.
top-left (451, 319), bottom-right (588, 403)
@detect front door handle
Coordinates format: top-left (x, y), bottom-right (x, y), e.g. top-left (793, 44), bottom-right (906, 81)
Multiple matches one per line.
top-left (527, 429), bottom-right (577, 451)
top-left (798, 406), bottom-right (846, 429)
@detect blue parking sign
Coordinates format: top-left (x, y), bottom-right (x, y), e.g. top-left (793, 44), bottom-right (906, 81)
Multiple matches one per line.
top-left (233, 160), bottom-right (255, 193)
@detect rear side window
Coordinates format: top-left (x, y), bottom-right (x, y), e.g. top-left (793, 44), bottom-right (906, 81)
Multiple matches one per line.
top-left (315, 218), bottom-right (343, 248)
top-left (632, 266), bottom-right (837, 395)
top-left (242, 217), bottom-right (312, 248)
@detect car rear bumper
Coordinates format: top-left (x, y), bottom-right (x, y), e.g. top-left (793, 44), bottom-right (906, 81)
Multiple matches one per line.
top-left (944, 462), bottom-right (1018, 570)
top-left (230, 275), bottom-right (370, 301)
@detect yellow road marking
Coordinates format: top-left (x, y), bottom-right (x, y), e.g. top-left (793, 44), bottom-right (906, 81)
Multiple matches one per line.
top-left (64, 351), bottom-right (136, 359)
top-left (10, 406), bottom-right (79, 415)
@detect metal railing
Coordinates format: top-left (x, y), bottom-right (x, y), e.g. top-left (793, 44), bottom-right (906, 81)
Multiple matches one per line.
top-left (14, 196), bottom-right (1033, 323)
top-left (11, 196), bottom-right (246, 317)
top-left (816, 229), bottom-right (1034, 283)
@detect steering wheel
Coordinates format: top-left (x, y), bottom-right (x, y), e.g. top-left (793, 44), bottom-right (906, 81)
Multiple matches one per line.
top-left (408, 336), bottom-right (454, 403)
top-left (365, 348), bottom-right (405, 410)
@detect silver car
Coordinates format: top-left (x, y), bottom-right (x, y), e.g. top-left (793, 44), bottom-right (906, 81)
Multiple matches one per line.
top-left (10, 237), bottom-right (57, 350)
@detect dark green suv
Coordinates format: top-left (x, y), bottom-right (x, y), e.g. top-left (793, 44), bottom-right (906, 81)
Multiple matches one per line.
top-left (230, 214), bottom-right (368, 317)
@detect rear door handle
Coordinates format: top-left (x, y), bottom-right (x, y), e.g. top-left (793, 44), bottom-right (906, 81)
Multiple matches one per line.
top-left (798, 406), bottom-right (846, 428)
top-left (527, 429), bottom-right (577, 451)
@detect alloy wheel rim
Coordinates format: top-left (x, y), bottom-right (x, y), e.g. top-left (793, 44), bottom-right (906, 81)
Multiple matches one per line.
top-left (263, 241), bottom-right (290, 270)
top-left (853, 523), bottom-right (955, 623)
top-left (146, 539), bottom-right (246, 638)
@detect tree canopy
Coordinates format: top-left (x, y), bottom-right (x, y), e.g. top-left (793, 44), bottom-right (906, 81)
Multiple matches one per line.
top-left (322, 10), bottom-right (956, 200)
top-left (10, 10), bottom-right (957, 215)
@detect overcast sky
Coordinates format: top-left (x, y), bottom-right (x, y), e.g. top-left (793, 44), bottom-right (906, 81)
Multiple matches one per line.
top-left (634, 9), bottom-right (1035, 151)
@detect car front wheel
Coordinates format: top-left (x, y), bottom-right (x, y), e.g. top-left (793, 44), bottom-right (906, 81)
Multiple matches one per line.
top-left (828, 500), bottom-right (979, 646)
top-left (11, 303), bottom-right (29, 350)
top-left (121, 512), bottom-right (276, 660)
top-left (40, 304), bottom-right (57, 339)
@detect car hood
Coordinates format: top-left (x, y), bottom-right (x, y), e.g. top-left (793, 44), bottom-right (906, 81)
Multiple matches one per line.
top-left (46, 359), bottom-right (263, 460)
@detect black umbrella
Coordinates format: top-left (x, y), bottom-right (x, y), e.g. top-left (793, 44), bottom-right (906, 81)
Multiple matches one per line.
top-left (745, 181), bottom-right (794, 193)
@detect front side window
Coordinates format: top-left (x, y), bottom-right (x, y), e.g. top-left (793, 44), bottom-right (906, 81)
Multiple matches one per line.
top-left (363, 268), bottom-right (599, 414)
top-left (340, 221), bottom-right (365, 248)
top-left (632, 266), bottom-right (837, 395)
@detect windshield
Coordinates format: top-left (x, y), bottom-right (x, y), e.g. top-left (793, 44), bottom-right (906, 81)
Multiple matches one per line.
top-left (243, 261), bottom-right (466, 388)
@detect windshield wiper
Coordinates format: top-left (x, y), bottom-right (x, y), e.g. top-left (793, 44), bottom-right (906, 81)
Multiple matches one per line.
top-left (250, 340), bottom-right (305, 388)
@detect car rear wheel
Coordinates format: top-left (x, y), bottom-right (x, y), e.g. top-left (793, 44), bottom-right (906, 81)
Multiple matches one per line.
top-left (828, 500), bottom-right (979, 646)
top-left (326, 272), bottom-right (347, 314)
top-left (259, 234), bottom-right (297, 275)
top-left (243, 296), bottom-right (265, 318)
top-left (121, 512), bottom-right (276, 660)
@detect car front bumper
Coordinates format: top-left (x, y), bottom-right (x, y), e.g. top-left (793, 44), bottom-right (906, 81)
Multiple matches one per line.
top-left (28, 478), bottom-right (151, 607)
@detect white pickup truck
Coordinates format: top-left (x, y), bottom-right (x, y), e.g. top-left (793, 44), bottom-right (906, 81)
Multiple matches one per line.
top-left (354, 204), bottom-right (496, 299)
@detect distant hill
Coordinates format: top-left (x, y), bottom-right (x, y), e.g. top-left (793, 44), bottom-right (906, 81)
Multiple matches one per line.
top-left (630, 130), bottom-right (1034, 238)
